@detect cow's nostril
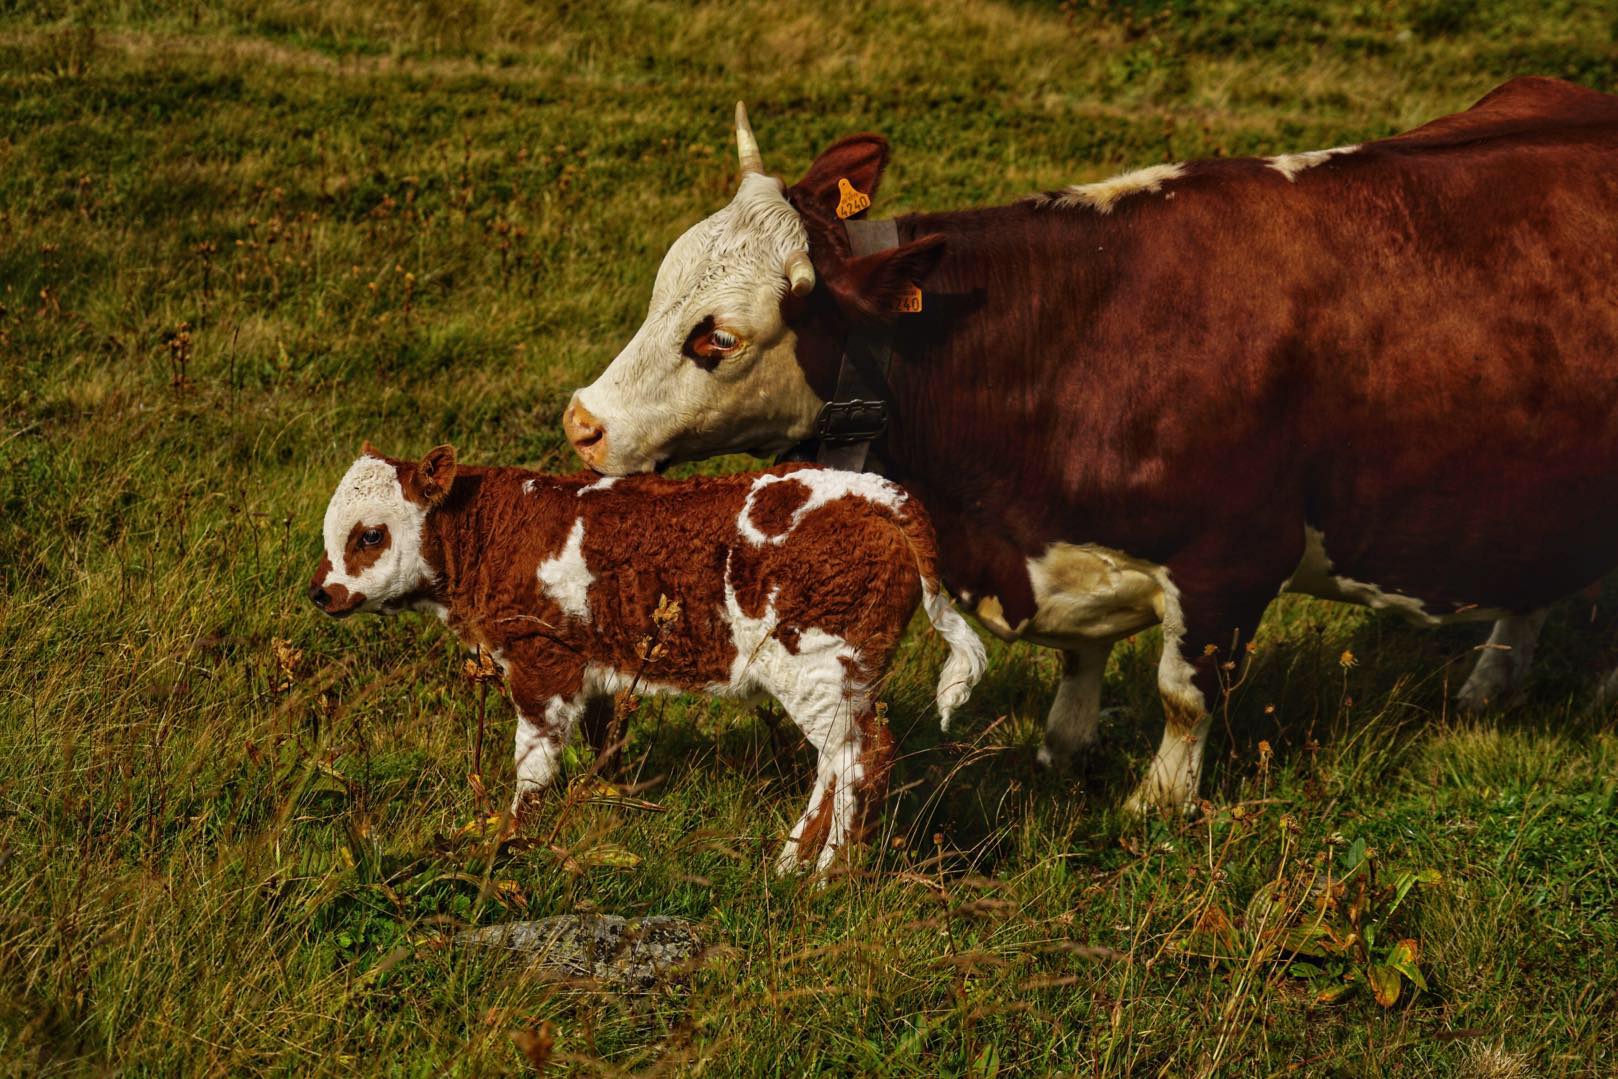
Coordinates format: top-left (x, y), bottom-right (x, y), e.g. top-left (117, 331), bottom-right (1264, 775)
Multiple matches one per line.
top-left (309, 584), bottom-right (330, 608)
top-left (564, 400), bottom-right (606, 454)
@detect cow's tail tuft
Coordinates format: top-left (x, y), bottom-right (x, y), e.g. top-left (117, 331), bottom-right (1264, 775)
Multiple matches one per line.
top-left (889, 492), bottom-right (987, 732)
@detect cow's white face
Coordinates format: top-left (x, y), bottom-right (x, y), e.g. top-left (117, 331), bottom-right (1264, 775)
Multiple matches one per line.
top-left (309, 448), bottom-right (450, 617)
top-left (567, 172), bottom-right (823, 475)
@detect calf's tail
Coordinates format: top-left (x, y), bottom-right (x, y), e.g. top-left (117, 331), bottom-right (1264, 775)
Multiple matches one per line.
top-left (923, 585), bottom-right (987, 732)
top-left (890, 495), bottom-right (987, 732)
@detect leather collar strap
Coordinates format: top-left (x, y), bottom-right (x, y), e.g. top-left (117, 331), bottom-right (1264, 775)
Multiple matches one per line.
top-left (815, 217), bottom-right (899, 472)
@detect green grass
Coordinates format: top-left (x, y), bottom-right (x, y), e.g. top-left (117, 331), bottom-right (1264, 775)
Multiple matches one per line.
top-left (3, 1), bottom-right (1617, 1074)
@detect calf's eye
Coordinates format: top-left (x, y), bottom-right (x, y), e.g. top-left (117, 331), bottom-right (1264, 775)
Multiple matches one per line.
top-left (360, 528), bottom-right (384, 547)
top-left (709, 329), bottom-right (738, 351)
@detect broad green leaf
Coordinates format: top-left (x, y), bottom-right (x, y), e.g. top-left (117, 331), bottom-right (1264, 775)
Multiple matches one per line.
top-left (1387, 938), bottom-right (1427, 992)
top-left (1315, 979), bottom-right (1356, 1004)
top-left (1281, 925), bottom-right (1332, 958)
top-left (1368, 963), bottom-right (1402, 1008)
top-left (1342, 837), bottom-right (1369, 874)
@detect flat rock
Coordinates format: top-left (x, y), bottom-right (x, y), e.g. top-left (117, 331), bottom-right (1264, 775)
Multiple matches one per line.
top-left (457, 914), bottom-right (708, 992)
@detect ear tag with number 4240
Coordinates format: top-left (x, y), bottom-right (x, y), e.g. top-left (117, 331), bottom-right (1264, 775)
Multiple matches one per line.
top-left (835, 178), bottom-right (872, 219)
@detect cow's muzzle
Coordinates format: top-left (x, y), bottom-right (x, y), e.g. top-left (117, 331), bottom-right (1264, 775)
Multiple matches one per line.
top-left (563, 395), bottom-right (607, 469)
top-left (308, 577), bottom-right (363, 618)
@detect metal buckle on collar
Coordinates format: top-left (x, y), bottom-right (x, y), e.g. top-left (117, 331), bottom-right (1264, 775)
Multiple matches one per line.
top-left (815, 399), bottom-right (888, 444)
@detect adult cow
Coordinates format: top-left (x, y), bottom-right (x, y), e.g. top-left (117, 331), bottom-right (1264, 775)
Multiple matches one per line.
top-left (563, 77), bottom-right (1618, 814)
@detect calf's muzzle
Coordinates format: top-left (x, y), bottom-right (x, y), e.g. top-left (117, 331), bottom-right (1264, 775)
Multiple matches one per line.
top-left (307, 576), bottom-right (362, 618)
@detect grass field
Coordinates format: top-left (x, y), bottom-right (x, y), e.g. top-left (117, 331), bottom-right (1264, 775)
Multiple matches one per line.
top-left (4, 1), bottom-right (1618, 1074)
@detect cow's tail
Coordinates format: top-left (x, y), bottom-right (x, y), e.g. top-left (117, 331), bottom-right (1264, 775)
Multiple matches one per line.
top-left (891, 493), bottom-right (987, 733)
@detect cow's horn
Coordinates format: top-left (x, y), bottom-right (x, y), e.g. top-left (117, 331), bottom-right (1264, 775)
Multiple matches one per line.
top-left (735, 101), bottom-right (763, 176)
top-left (785, 250), bottom-right (815, 296)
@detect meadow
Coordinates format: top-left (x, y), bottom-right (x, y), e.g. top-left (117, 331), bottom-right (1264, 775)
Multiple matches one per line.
top-left (2, 0), bottom-right (1617, 1074)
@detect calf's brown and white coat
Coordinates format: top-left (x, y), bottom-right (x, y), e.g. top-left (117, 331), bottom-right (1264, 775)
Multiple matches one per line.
top-left (309, 446), bottom-right (985, 873)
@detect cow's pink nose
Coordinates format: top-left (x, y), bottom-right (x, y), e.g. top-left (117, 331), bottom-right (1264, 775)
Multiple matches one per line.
top-left (564, 398), bottom-right (606, 466)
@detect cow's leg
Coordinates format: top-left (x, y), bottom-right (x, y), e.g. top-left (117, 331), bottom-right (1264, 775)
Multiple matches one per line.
top-left (1037, 640), bottom-right (1113, 769)
top-left (1123, 572), bottom-right (1271, 819)
top-left (1455, 610), bottom-right (1548, 713)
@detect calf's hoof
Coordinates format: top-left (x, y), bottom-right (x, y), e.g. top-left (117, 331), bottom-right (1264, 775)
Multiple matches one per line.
top-left (509, 788), bottom-right (546, 832)
top-left (773, 834), bottom-right (854, 886)
top-left (773, 838), bottom-right (806, 877)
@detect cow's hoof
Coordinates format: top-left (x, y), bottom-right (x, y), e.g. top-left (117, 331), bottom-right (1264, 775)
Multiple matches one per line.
top-left (1036, 741), bottom-right (1074, 771)
top-left (1121, 779), bottom-right (1194, 821)
top-left (1588, 668), bottom-right (1618, 714)
top-left (1454, 677), bottom-right (1516, 716)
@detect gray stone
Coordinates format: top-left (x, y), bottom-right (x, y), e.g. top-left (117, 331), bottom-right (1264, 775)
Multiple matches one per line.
top-left (457, 914), bottom-right (709, 992)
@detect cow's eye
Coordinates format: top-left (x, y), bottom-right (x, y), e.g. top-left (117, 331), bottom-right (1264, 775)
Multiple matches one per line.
top-left (360, 528), bottom-right (384, 547)
top-left (683, 319), bottom-right (744, 370)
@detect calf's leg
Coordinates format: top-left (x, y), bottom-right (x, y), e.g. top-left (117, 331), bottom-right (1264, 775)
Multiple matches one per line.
top-left (775, 700), bottom-right (894, 875)
top-left (1455, 610), bottom-right (1547, 713)
top-left (501, 649), bottom-right (590, 823)
top-left (1037, 640), bottom-right (1113, 769)
top-left (510, 695), bottom-right (589, 820)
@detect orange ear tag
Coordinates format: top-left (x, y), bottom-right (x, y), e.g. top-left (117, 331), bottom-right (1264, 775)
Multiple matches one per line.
top-left (895, 285), bottom-right (923, 313)
top-left (835, 177), bottom-right (872, 219)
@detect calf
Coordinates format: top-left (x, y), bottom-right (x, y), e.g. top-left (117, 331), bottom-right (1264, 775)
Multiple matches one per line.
top-left (308, 445), bottom-right (986, 873)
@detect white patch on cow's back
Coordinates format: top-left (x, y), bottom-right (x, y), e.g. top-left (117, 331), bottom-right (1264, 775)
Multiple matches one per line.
top-left (1038, 163), bottom-right (1186, 213)
top-left (736, 470), bottom-right (906, 546)
top-left (579, 475), bottom-right (619, 495)
top-left (536, 518), bottom-right (594, 620)
top-left (1283, 526), bottom-right (1501, 625)
top-left (1266, 145), bottom-right (1360, 182)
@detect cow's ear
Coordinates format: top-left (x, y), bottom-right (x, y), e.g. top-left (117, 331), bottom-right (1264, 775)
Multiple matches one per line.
top-left (404, 444), bottom-right (458, 507)
top-left (790, 134), bottom-right (890, 219)
top-left (823, 234), bottom-right (946, 326)
top-left (361, 440), bottom-right (381, 459)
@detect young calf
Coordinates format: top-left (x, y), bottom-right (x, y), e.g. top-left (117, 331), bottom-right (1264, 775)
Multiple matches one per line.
top-left (308, 445), bottom-right (986, 873)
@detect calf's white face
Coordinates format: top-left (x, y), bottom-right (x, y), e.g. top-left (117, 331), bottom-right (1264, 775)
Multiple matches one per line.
top-left (565, 108), bottom-right (824, 475)
top-left (308, 446), bottom-right (453, 617)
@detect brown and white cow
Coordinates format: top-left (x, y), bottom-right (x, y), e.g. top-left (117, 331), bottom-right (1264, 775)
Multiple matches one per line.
top-left (564, 78), bottom-right (1618, 815)
top-left (308, 446), bottom-right (986, 873)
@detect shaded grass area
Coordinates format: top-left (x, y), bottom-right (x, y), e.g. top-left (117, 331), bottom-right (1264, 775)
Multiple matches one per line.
top-left (2, 1), bottom-right (1616, 1073)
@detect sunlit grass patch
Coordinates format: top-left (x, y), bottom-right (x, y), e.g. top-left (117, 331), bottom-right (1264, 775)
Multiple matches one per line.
top-left (2, 0), bottom-right (1616, 1072)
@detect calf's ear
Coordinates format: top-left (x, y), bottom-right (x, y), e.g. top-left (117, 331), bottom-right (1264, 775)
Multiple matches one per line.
top-left (824, 234), bottom-right (947, 326)
top-left (405, 443), bottom-right (458, 507)
top-left (790, 134), bottom-right (890, 220)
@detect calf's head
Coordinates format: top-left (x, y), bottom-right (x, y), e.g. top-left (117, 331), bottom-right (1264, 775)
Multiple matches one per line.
top-left (308, 444), bottom-right (457, 617)
top-left (566, 104), bottom-right (945, 474)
